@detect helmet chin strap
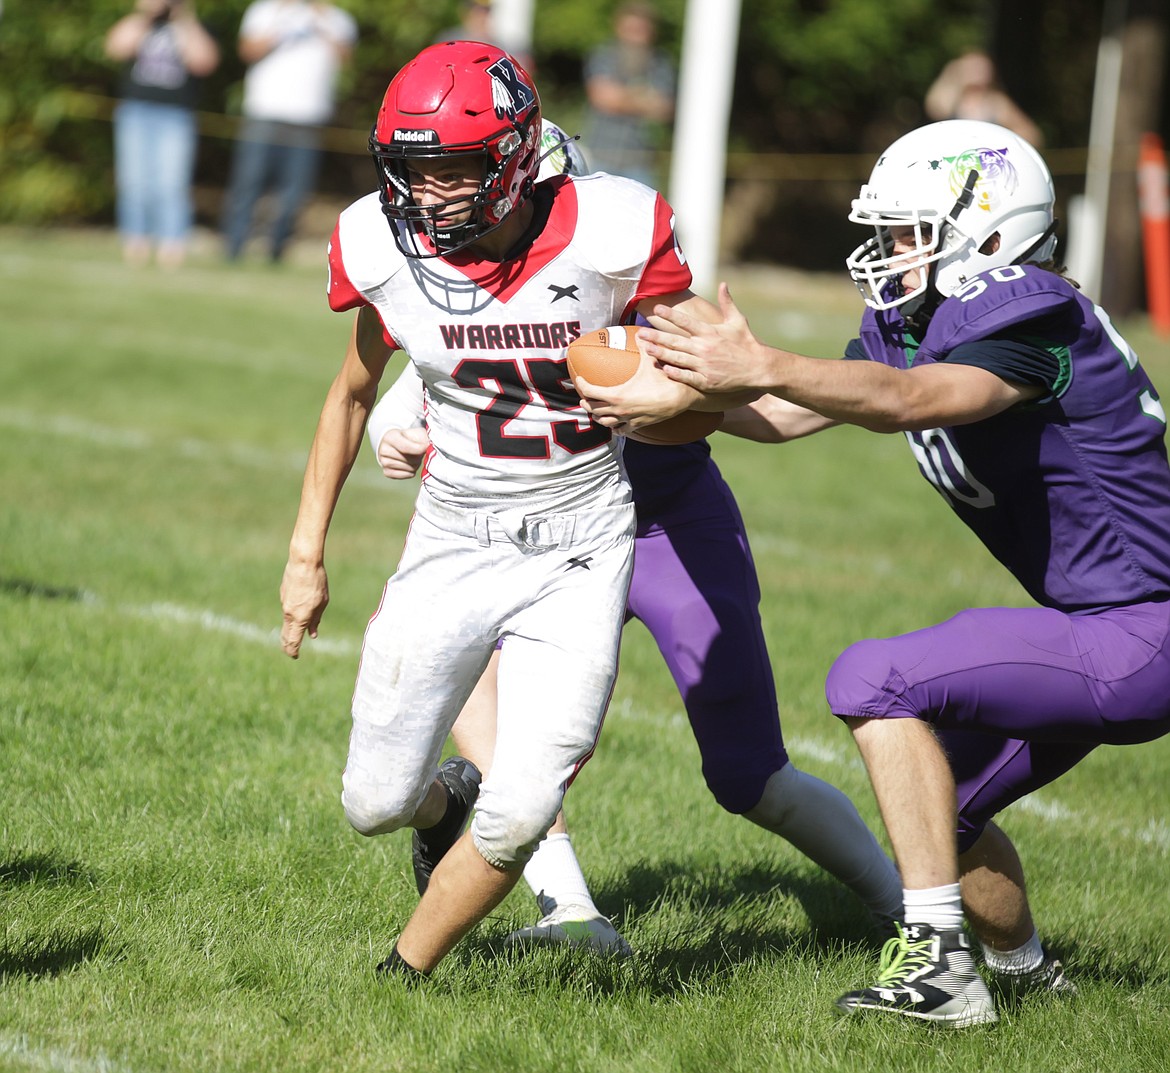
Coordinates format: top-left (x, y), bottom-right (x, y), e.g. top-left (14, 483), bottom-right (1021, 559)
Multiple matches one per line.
top-left (904, 168), bottom-right (982, 335)
top-left (900, 291), bottom-right (937, 336)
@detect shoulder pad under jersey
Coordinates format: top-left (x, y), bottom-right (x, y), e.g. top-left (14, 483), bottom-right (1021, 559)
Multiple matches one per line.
top-left (564, 172), bottom-right (671, 277)
top-left (920, 266), bottom-right (1081, 359)
top-left (333, 192), bottom-right (410, 298)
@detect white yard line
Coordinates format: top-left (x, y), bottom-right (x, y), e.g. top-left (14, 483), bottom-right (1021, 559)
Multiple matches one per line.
top-left (129, 600), bottom-right (361, 657)
top-left (0, 407), bottom-right (394, 491)
top-left (59, 589), bottom-right (361, 658)
top-left (0, 1036), bottom-right (129, 1073)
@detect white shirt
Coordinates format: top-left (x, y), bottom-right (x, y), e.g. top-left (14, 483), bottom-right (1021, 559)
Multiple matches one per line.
top-left (327, 173), bottom-right (692, 512)
top-left (239, 0), bottom-right (357, 125)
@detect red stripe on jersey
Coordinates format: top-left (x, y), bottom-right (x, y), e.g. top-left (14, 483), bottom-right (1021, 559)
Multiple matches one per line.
top-left (327, 219), bottom-right (399, 350)
top-left (327, 220), bottom-right (366, 312)
top-left (440, 175), bottom-right (579, 303)
top-left (622, 192), bottom-right (693, 322)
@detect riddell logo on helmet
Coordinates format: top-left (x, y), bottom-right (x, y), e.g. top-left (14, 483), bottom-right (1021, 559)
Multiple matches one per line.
top-left (393, 129), bottom-right (439, 144)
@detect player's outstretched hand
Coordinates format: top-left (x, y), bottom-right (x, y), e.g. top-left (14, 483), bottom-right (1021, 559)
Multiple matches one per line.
top-left (378, 426), bottom-right (430, 479)
top-left (638, 283), bottom-right (768, 395)
top-left (279, 558), bottom-right (329, 659)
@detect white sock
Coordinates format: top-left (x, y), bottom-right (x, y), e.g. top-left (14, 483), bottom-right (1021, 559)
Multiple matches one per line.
top-left (902, 883), bottom-right (965, 932)
top-left (522, 832), bottom-right (597, 918)
top-left (981, 930), bottom-right (1045, 974)
top-left (747, 764), bottom-right (904, 922)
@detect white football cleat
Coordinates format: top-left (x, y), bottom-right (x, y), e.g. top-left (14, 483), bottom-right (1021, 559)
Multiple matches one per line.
top-left (835, 923), bottom-right (998, 1027)
top-left (505, 904), bottom-right (633, 957)
top-left (990, 952), bottom-right (1077, 998)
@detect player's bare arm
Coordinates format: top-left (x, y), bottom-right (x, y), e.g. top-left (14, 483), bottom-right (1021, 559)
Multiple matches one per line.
top-left (280, 305), bottom-right (393, 658)
top-left (719, 393), bottom-right (838, 443)
top-left (640, 282), bottom-right (1043, 433)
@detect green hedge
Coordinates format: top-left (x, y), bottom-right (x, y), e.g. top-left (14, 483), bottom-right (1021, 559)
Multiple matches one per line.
top-left (2, 1), bottom-right (1111, 231)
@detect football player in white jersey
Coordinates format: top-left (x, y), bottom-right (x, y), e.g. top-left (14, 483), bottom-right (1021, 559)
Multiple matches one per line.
top-left (279, 40), bottom-right (716, 978)
top-left (367, 121), bottom-right (904, 956)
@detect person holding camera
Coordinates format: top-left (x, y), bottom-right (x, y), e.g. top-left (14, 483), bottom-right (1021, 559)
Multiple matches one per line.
top-left (220, 0), bottom-right (357, 264)
top-left (104, 1), bottom-right (220, 269)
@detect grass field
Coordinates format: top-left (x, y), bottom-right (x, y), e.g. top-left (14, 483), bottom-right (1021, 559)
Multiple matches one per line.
top-left (2, 227), bottom-right (1168, 1073)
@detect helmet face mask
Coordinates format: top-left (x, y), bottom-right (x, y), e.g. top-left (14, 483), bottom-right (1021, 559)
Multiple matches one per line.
top-left (374, 151), bottom-right (492, 257)
top-left (370, 42), bottom-right (542, 259)
top-left (401, 118), bottom-right (589, 316)
top-left (848, 214), bottom-right (960, 312)
top-left (846, 120), bottom-right (1057, 314)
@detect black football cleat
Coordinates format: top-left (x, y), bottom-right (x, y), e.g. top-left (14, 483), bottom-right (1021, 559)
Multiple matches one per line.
top-left (411, 756), bottom-right (482, 895)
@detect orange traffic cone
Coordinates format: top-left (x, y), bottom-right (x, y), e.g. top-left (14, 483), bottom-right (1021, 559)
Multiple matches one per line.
top-left (1138, 132), bottom-right (1170, 337)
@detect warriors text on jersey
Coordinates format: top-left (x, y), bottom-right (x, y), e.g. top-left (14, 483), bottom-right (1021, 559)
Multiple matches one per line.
top-left (327, 172), bottom-right (692, 512)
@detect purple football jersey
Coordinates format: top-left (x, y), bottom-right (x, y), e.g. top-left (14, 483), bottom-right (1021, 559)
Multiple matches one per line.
top-left (623, 437), bottom-right (711, 518)
top-left (859, 266), bottom-right (1170, 611)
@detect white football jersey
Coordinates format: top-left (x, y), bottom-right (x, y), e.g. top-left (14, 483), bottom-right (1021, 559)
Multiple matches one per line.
top-left (327, 173), bottom-right (692, 512)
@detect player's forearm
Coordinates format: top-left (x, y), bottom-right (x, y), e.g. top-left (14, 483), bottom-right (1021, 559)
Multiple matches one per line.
top-left (288, 387), bottom-right (371, 563)
top-left (719, 394), bottom-right (836, 443)
top-left (762, 349), bottom-right (1028, 433)
top-left (757, 348), bottom-right (931, 434)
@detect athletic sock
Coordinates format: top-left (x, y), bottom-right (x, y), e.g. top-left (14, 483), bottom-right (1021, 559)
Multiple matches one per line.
top-left (375, 945), bottom-right (429, 981)
top-left (902, 883), bottom-right (965, 932)
top-left (522, 832), bottom-right (598, 917)
top-left (747, 764), bottom-right (904, 922)
top-left (981, 929), bottom-right (1045, 974)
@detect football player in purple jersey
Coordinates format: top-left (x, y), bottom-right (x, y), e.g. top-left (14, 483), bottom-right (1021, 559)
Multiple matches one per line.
top-left (580, 119), bottom-right (1170, 1026)
top-left (366, 121), bottom-right (903, 957)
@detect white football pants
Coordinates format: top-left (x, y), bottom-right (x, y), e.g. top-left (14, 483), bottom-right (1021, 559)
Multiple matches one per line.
top-left (342, 486), bottom-right (635, 867)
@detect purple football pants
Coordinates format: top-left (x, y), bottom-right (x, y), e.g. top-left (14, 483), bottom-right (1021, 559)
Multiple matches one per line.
top-left (825, 600), bottom-right (1170, 850)
top-left (626, 461), bottom-right (788, 814)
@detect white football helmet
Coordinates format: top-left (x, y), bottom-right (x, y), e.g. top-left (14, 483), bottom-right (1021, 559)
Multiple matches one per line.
top-left (537, 118), bottom-right (589, 180)
top-left (846, 119), bottom-right (1057, 312)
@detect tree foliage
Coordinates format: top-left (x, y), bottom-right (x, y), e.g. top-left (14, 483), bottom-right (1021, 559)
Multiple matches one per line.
top-left (0, 0), bottom-right (1159, 270)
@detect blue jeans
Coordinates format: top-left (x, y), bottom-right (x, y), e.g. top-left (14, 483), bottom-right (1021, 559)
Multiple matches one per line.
top-left (113, 99), bottom-right (198, 243)
top-left (221, 118), bottom-right (322, 260)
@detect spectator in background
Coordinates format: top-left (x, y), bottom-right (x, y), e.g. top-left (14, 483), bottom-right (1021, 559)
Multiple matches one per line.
top-left (433, 0), bottom-right (493, 45)
top-left (104, 1), bottom-right (219, 269)
top-left (924, 50), bottom-right (1043, 147)
top-left (581, 1), bottom-right (675, 187)
top-left (221, 0), bottom-right (357, 263)
top-left (432, 1), bottom-right (533, 72)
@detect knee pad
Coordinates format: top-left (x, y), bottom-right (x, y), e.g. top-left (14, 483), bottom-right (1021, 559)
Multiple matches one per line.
top-left (825, 637), bottom-right (911, 720)
top-left (341, 769), bottom-right (429, 837)
top-left (470, 781), bottom-right (564, 867)
top-left (702, 759), bottom-right (776, 814)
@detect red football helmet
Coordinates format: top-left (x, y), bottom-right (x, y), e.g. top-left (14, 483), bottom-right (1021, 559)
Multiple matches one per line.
top-left (369, 41), bottom-right (542, 258)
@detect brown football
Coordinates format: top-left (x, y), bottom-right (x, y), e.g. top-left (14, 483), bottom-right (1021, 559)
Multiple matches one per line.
top-left (566, 325), bottom-right (723, 446)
